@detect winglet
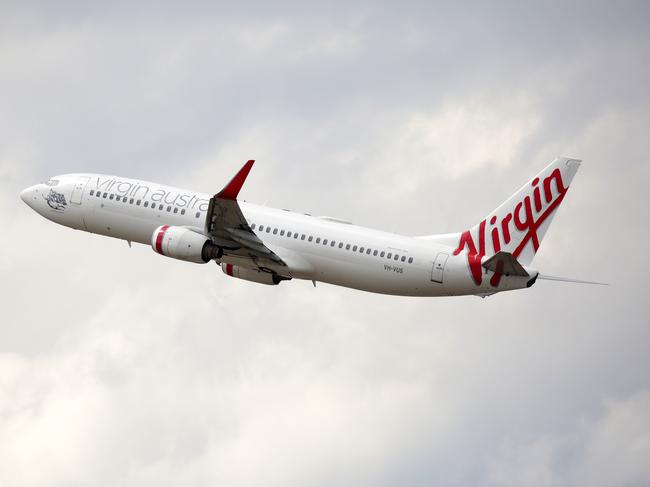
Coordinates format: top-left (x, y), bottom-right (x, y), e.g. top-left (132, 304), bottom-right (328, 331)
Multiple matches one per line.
top-left (216, 160), bottom-right (255, 200)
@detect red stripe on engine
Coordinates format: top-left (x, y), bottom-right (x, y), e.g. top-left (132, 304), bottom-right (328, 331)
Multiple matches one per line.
top-left (226, 263), bottom-right (233, 276)
top-left (155, 225), bottom-right (170, 254)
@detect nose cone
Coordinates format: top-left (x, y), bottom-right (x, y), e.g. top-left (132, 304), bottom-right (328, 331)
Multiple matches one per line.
top-left (20, 187), bottom-right (30, 203)
top-left (20, 185), bottom-right (38, 209)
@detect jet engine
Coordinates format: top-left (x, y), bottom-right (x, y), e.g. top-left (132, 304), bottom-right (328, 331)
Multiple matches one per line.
top-left (151, 225), bottom-right (221, 263)
top-left (221, 263), bottom-right (289, 285)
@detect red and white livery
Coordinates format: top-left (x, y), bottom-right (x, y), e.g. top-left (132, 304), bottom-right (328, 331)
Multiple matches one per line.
top-left (20, 157), bottom-right (604, 296)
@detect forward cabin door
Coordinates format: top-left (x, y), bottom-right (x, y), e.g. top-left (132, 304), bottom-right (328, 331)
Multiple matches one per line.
top-left (70, 176), bottom-right (90, 205)
top-left (431, 252), bottom-right (448, 283)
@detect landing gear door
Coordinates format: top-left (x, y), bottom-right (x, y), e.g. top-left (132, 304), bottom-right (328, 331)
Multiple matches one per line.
top-left (431, 252), bottom-right (449, 283)
top-left (70, 176), bottom-right (90, 205)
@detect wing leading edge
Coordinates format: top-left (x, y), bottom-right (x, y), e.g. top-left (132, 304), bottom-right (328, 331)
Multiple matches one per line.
top-left (204, 160), bottom-right (287, 269)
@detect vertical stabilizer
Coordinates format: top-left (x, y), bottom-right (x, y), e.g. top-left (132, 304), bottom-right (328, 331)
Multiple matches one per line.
top-left (452, 157), bottom-right (581, 285)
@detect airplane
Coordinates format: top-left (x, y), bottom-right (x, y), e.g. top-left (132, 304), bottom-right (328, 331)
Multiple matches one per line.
top-left (19, 156), bottom-right (605, 297)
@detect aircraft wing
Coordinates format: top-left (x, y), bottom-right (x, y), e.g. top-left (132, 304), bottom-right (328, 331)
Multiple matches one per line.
top-left (204, 160), bottom-right (287, 269)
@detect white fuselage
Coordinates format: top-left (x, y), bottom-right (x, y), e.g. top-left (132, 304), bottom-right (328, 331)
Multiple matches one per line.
top-left (20, 173), bottom-right (536, 296)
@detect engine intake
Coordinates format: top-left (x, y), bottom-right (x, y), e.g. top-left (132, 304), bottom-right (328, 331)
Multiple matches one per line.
top-left (221, 263), bottom-right (290, 285)
top-left (152, 225), bottom-right (220, 263)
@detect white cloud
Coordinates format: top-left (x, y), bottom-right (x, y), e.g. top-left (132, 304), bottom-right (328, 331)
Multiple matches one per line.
top-left (1, 2), bottom-right (649, 486)
top-left (387, 95), bottom-right (540, 180)
top-left (487, 390), bottom-right (650, 487)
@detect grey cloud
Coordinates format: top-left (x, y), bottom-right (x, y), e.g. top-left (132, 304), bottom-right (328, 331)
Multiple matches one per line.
top-left (1, 1), bottom-right (649, 486)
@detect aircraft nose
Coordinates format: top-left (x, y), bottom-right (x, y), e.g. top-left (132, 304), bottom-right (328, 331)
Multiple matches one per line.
top-left (20, 185), bottom-right (38, 207)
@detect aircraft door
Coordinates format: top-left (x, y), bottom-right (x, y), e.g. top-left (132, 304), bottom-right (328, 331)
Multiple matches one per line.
top-left (431, 252), bottom-right (448, 283)
top-left (70, 176), bottom-right (90, 205)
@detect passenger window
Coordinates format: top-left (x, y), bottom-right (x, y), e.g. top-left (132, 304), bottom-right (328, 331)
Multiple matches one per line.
top-left (103, 193), bottom-right (107, 198)
top-left (339, 242), bottom-right (343, 248)
top-left (89, 190), bottom-right (94, 196)
top-left (258, 225), bottom-right (264, 231)
top-left (159, 204), bottom-right (163, 210)
top-left (387, 253), bottom-right (392, 259)
top-left (323, 239), bottom-right (328, 245)
top-left (195, 212), bottom-right (200, 218)
top-left (167, 206), bottom-right (171, 212)
top-left (136, 200), bottom-right (141, 205)
top-left (352, 245), bottom-right (357, 251)
top-left (408, 257), bottom-right (413, 263)
top-left (173, 207), bottom-right (178, 214)
top-left (109, 194), bottom-right (114, 200)
top-left (308, 236), bottom-right (313, 242)
top-left (331, 241), bottom-right (335, 247)
top-left (287, 231), bottom-right (291, 237)
top-left (301, 234), bottom-right (305, 240)
top-left (373, 250), bottom-right (378, 256)
top-left (144, 201), bottom-right (149, 207)
top-left (394, 254), bottom-right (399, 260)
top-left (280, 230), bottom-right (285, 236)
top-left (96, 192), bottom-right (101, 197)
top-left (115, 196), bottom-right (120, 202)
top-left (181, 209), bottom-right (185, 215)
top-left (380, 251), bottom-right (385, 257)
top-left (273, 228), bottom-right (278, 235)
top-left (359, 247), bottom-right (364, 253)
top-left (366, 249), bottom-right (371, 255)
top-left (294, 233), bottom-right (298, 239)
top-left (130, 198), bottom-right (134, 204)
top-left (346, 244), bottom-right (350, 250)
top-left (251, 223), bottom-right (257, 230)
top-left (401, 256), bottom-right (406, 262)
top-left (316, 238), bottom-right (321, 244)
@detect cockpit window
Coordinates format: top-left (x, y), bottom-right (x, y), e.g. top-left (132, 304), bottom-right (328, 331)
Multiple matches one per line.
top-left (46, 179), bottom-right (60, 186)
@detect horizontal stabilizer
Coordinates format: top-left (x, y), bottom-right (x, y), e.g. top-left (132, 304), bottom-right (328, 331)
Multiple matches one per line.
top-left (537, 274), bottom-right (608, 285)
top-left (482, 251), bottom-right (529, 277)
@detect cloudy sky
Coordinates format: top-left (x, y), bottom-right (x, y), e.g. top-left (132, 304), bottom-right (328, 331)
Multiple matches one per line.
top-left (1, 1), bottom-right (649, 486)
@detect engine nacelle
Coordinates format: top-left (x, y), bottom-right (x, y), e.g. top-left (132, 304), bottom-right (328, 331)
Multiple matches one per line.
top-left (152, 225), bottom-right (218, 263)
top-left (221, 263), bottom-right (289, 285)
